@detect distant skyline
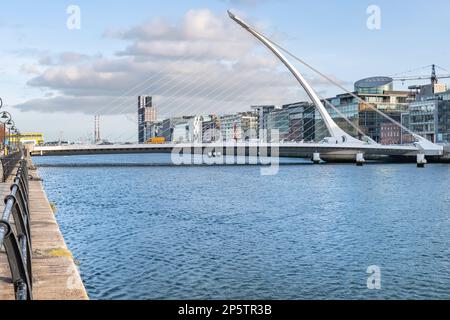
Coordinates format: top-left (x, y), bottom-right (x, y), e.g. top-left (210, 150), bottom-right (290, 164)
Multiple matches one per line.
top-left (1, 0), bottom-right (449, 141)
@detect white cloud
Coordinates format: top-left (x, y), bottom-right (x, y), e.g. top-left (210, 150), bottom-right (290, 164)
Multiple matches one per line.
top-left (19, 63), bottom-right (41, 75)
top-left (14, 9), bottom-right (337, 118)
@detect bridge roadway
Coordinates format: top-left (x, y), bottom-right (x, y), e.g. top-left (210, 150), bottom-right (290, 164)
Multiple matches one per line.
top-left (29, 142), bottom-right (441, 162)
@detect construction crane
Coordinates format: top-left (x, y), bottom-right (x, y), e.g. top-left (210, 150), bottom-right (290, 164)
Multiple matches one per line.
top-left (392, 64), bottom-right (450, 85)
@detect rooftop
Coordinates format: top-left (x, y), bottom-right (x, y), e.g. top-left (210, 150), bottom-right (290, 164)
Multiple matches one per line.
top-left (355, 76), bottom-right (393, 89)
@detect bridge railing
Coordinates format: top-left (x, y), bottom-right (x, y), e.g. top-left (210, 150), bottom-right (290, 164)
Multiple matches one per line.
top-left (0, 159), bottom-right (33, 300)
top-left (1, 151), bottom-right (23, 182)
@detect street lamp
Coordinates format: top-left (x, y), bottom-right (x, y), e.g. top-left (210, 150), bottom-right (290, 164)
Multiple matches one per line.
top-left (0, 112), bottom-right (12, 154)
top-left (0, 107), bottom-right (22, 154)
top-left (4, 118), bottom-right (14, 155)
top-left (0, 106), bottom-right (21, 154)
top-left (14, 128), bottom-right (20, 151)
top-left (1, 111), bottom-right (11, 120)
top-left (10, 126), bottom-right (17, 151)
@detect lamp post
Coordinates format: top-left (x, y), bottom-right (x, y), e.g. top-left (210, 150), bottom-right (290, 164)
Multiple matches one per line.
top-left (0, 100), bottom-right (22, 154)
top-left (4, 117), bottom-right (14, 156)
top-left (13, 128), bottom-right (20, 152)
top-left (10, 126), bottom-right (17, 151)
top-left (0, 111), bottom-right (12, 155)
top-left (16, 129), bottom-right (21, 152)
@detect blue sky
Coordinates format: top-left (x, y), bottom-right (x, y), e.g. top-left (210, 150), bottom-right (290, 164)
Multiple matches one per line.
top-left (1, 0), bottom-right (449, 141)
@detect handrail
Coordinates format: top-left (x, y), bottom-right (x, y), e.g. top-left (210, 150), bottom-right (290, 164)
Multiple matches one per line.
top-left (1, 151), bottom-right (22, 183)
top-left (0, 159), bottom-right (32, 300)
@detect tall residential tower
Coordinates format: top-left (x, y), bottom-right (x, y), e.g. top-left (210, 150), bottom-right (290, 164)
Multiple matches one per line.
top-left (138, 96), bottom-right (157, 143)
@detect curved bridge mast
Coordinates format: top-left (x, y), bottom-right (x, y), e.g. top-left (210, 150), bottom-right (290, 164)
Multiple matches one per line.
top-left (228, 11), bottom-right (444, 156)
top-left (228, 11), bottom-right (363, 145)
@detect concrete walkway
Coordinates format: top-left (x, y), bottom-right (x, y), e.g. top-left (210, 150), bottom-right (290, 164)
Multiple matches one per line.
top-left (0, 161), bottom-right (88, 300)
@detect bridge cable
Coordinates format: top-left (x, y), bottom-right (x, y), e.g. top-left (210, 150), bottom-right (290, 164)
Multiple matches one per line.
top-left (249, 31), bottom-right (421, 141)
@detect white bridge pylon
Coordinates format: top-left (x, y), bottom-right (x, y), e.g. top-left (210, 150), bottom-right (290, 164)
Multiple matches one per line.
top-left (227, 11), bottom-right (443, 156)
top-left (228, 10), bottom-right (362, 145)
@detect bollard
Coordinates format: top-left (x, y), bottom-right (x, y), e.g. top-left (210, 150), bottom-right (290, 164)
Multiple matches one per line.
top-left (356, 153), bottom-right (365, 166)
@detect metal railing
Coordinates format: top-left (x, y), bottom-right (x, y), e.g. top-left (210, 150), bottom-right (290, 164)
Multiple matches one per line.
top-left (1, 151), bottom-right (22, 183)
top-left (0, 159), bottom-right (32, 300)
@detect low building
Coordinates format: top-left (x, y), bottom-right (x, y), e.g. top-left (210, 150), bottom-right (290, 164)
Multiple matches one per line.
top-left (161, 114), bottom-right (220, 143)
top-left (380, 122), bottom-right (401, 145)
top-left (143, 121), bottom-right (163, 142)
top-left (172, 123), bottom-right (191, 143)
top-left (10, 132), bottom-right (44, 146)
top-left (161, 116), bottom-right (195, 142)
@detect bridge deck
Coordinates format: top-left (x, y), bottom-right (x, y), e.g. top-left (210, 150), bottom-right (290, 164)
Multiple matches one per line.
top-left (31, 142), bottom-right (423, 159)
top-left (0, 161), bottom-right (88, 300)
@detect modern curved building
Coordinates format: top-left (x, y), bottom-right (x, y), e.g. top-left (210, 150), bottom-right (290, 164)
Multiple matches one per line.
top-left (355, 76), bottom-right (394, 94)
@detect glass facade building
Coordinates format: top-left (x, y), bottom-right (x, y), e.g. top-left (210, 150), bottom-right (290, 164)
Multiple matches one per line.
top-left (264, 102), bottom-right (316, 142)
top-left (407, 91), bottom-right (450, 144)
top-left (321, 77), bottom-right (410, 143)
top-left (220, 112), bottom-right (258, 142)
top-left (143, 78), bottom-right (450, 146)
top-left (437, 100), bottom-right (450, 143)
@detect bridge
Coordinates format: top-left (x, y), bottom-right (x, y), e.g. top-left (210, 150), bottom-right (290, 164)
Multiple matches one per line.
top-left (30, 141), bottom-right (449, 164)
top-left (29, 12), bottom-right (446, 167)
top-left (1, 9), bottom-right (449, 302)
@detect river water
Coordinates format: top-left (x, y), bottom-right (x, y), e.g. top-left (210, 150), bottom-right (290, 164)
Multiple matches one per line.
top-left (32, 154), bottom-right (450, 300)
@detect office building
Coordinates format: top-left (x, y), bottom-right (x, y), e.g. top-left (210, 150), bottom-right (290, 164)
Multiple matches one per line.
top-left (220, 112), bottom-right (258, 142)
top-left (200, 115), bottom-right (221, 143)
top-left (322, 77), bottom-right (411, 142)
top-left (277, 102), bottom-right (316, 142)
top-left (251, 105), bottom-right (275, 141)
top-left (406, 88), bottom-right (450, 143)
top-left (161, 116), bottom-right (195, 142)
top-left (138, 96), bottom-right (157, 143)
top-left (252, 102), bottom-right (316, 142)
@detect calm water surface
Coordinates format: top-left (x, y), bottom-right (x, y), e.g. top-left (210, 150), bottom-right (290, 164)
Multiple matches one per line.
top-left (33, 154), bottom-right (450, 300)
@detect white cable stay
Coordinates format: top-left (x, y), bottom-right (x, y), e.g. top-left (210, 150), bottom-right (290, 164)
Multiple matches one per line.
top-left (227, 10), bottom-right (443, 155)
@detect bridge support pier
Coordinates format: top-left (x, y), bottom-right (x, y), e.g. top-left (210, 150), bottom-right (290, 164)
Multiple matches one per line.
top-left (417, 154), bottom-right (427, 168)
top-left (356, 153), bottom-right (365, 166)
top-left (312, 153), bottom-right (322, 164)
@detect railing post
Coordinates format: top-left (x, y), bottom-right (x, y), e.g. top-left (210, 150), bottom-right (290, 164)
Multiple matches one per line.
top-left (2, 233), bottom-right (33, 300)
top-left (0, 157), bottom-right (33, 300)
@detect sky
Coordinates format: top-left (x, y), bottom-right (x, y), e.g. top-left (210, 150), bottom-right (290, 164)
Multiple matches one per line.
top-left (1, 0), bottom-right (450, 142)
